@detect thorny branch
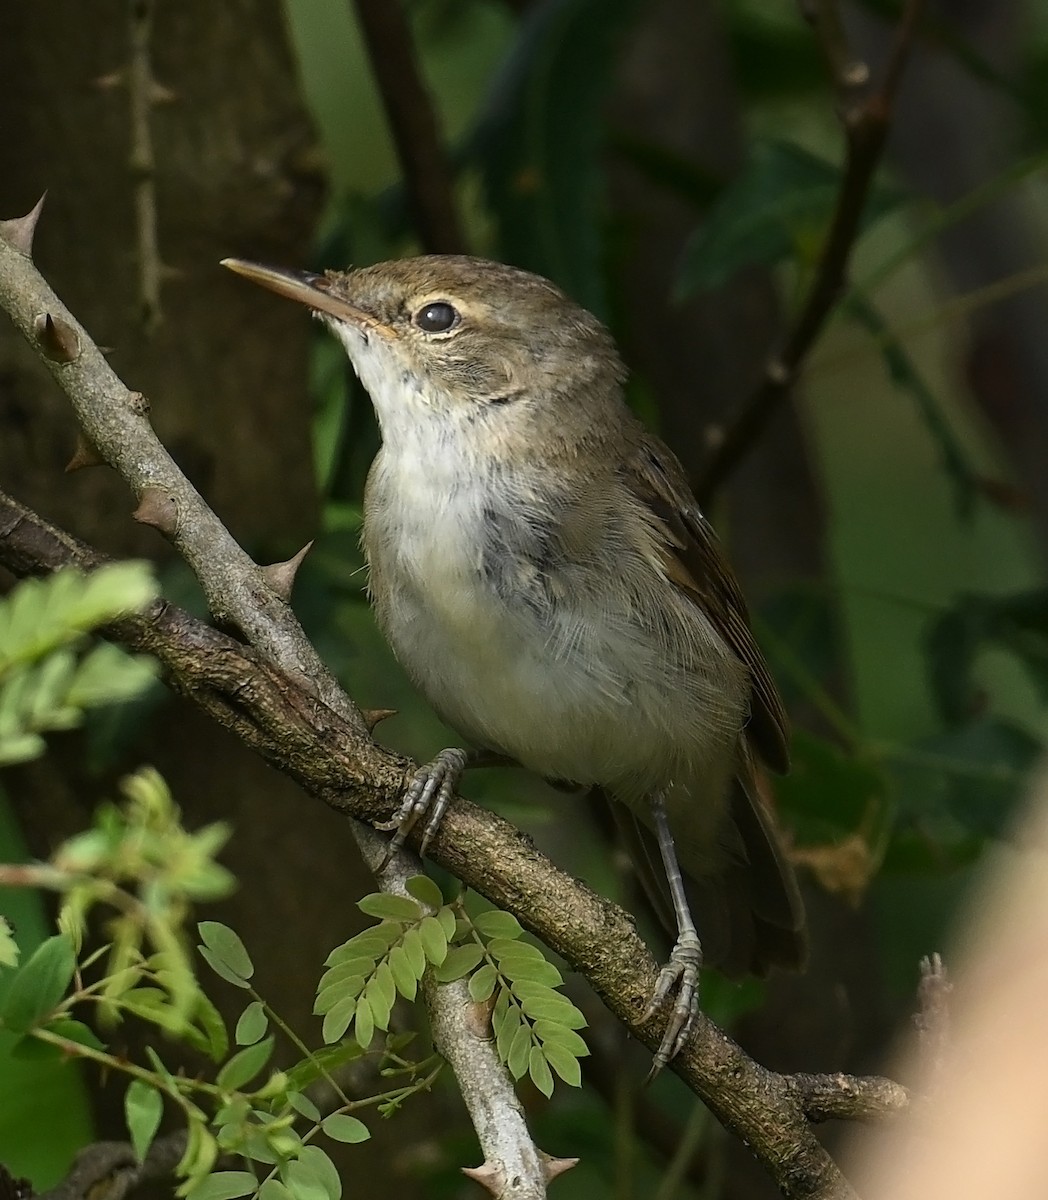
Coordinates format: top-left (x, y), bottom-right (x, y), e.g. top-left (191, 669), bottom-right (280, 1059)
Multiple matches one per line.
top-left (0, 212), bottom-right (552, 1199)
top-left (0, 214), bottom-right (908, 1199)
top-left (696, 0), bottom-right (924, 504)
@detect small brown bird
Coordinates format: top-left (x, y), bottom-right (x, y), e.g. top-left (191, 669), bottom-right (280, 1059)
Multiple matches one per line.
top-left (223, 254), bottom-right (805, 1070)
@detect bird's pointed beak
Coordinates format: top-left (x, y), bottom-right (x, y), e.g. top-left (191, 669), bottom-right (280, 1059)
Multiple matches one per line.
top-left (221, 258), bottom-right (394, 337)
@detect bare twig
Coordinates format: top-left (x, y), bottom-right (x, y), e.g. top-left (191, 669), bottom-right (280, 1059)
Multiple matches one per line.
top-left (351, 0), bottom-right (468, 254)
top-left (127, 0), bottom-right (163, 333)
top-left (0, 214), bottom-right (910, 1199)
top-left (696, 0), bottom-right (923, 504)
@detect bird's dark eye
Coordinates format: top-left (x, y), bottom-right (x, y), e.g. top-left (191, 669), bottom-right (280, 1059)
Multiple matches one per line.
top-left (414, 301), bottom-right (459, 333)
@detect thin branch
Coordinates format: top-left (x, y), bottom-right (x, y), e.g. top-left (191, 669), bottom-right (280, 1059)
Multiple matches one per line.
top-left (426, 975), bottom-right (577, 1197)
top-left (127, 0), bottom-right (163, 333)
top-left (0, 220), bottom-right (910, 1199)
top-left (696, 0), bottom-right (923, 504)
top-left (351, 0), bottom-right (468, 254)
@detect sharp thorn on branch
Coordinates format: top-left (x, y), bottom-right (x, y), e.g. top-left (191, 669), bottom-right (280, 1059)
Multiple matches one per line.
top-left (64, 435), bottom-right (106, 473)
top-left (0, 195), bottom-right (47, 258)
top-left (131, 487), bottom-right (179, 537)
top-left (261, 540), bottom-right (314, 600)
top-left (33, 312), bottom-right (81, 363)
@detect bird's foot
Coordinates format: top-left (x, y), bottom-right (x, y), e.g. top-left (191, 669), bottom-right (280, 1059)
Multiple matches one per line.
top-left (643, 930), bottom-right (702, 1081)
top-left (377, 747), bottom-right (469, 868)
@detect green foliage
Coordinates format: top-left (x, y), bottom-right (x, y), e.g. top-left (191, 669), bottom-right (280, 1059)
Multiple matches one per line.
top-left (926, 590), bottom-right (1048, 724)
top-left (319, 883), bottom-right (587, 1100)
top-left (676, 139), bottom-right (904, 296)
top-left (476, 0), bottom-right (642, 316)
top-left (0, 563), bottom-right (159, 765)
top-left (0, 780), bottom-right (476, 1200)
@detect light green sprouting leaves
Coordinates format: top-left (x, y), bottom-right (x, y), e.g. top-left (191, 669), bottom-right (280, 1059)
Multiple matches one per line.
top-left (0, 563), bottom-right (159, 766)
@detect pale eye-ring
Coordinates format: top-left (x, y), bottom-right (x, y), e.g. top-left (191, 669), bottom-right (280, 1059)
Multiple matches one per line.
top-left (414, 301), bottom-right (459, 333)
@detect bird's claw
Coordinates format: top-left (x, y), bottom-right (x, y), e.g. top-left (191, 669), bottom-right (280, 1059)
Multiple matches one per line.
top-left (377, 747), bottom-right (469, 868)
top-left (644, 932), bottom-right (702, 1081)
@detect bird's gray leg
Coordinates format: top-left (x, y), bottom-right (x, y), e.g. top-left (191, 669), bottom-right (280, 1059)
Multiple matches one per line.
top-left (377, 748), bottom-right (513, 867)
top-left (643, 788), bottom-right (702, 1077)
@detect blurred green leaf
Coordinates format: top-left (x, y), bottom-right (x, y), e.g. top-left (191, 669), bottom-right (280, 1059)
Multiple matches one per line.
top-left (677, 139), bottom-right (904, 296)
top-left (776, 732), bottom-right (888, 845)
top-left (0, 935), bottom-right (75, 1033)
top-left (921, 719), bottom-right (1041, 840)
top-left (125, 1079), bottom-right (163, 1162)
top-left (476, 0), bottom-right (642, 315)
top-left (284, 1040), bottom-right (366, 1093)
top-left (926, 590), bottom-right (1048, 724)
top-left (186, 1171), bottom-right (257, 1200)
top-left (216, 1036), bottom-right (275, 1091)
top-left (847, 294), bottom-right (985, 520)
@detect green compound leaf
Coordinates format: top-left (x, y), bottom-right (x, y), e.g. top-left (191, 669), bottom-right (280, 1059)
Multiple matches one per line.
top-left (472, 911), bottom-right (523, 940)
top-left (322, 996), bottom-right (357, 1044)
top-left (533, 1020), bottom-right (589, 1058)
top-left (432, 943), bottom-right (484, 982)
top-left (494, 1005), bottom-right (522, 1062)
top-left (185, 1171), bottom-right (258, 1200)
top-left (418, 915), bottom-right (448, 965)
top-left (388, 944), bottom-right (418, 1002)
top-left (293, 1146), bottom-right (343, 1200)
top-left (363, 969), bottom-right (394, 1032)
top-left (356, 892), bottom-right (421, 921)
top-left (235, 1000), bottom-right (269, 1046)
top-left (315, 975), bottom-right (366, 1016)
top-left (528, 1046), bottom-right (556, 1097)
top-left (468, 963), bottom-right (498, 1003)
top-left (506, 1022), bottom-right (532, 1080)
top-left (354, 997), bottom-right (375, 1050)
top-left (436, 905), bottom-right (456, 942)
top-left (216, 1036), bottom-right (275, 1091)
top-left (321, 1113), bottom-right (371, 1144)
top-left (325, 925), bottom-right (401, 966)
top-left (197, 922), bottom-right (254, 986)
top-left (405, 875), bottom-right (444, 910)
top-left (400, 926), bottom-right (427, 980)
top-left (258, 1182), bottom-right (293, 1200)
top-left (0, 933), bottom-right (75, 1032)
top-left (541, 1040), bottom-right (583, 1086)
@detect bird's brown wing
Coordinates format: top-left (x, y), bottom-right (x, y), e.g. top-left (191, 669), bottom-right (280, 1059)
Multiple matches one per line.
top-left (625, 437), bottom-right (790, 774)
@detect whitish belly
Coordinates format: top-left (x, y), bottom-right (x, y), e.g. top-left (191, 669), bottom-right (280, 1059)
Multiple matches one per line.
top-left (370, 525), bottom-right (739, 797)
